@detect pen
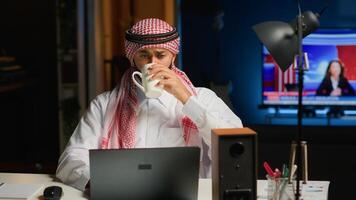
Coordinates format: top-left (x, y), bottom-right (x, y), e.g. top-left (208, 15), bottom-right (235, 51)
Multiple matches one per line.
top-left (274, 168), bottom-right (281, 178)
top-left (263, 161), bottom-right (275, 177)
top-left (279, 179), bottom-right (289, 199)
top-left (283, 165), bottom-right (289, 178)
top-left (282, 164), bottom-right (286, 177)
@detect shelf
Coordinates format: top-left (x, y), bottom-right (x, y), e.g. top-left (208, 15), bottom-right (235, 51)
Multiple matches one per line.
top-left (0, 79), bottom-right (31, 93)
top-left (265, 113), bottom-right (356, 126)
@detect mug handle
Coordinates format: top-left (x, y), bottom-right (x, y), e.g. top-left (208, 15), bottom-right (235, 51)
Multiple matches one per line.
top-left (132, 71), bottom-right (145, 92)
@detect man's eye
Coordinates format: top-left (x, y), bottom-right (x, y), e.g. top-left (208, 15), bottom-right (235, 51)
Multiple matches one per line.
top-left (140, 54), bottom-right (149, 58)
top-left (157, 54), bottom-right (165, 58)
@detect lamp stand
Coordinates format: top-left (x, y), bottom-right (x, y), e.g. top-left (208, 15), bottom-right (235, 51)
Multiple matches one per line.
top-left (295, 6), bottom-right (308, 199)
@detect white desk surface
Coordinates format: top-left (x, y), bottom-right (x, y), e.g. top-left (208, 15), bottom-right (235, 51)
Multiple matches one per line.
top-left (0, 173), bottom-right (329, 200)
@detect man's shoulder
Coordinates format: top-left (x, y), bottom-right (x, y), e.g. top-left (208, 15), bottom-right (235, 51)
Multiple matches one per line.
top-left (93, 90), bottom-right (111, 102)
top-left (195, 87), bottom-right (217, 97)
top-left (90, 90), bottom-right (113, 108)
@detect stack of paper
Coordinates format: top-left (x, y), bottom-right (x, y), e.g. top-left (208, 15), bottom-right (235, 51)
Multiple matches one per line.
top-left (0, 183), bottom-right (43, 199)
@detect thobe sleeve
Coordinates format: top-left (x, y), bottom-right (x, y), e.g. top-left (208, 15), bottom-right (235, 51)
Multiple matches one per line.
top-left (182, 87), bottom-right (243, 161)
top-left (56, 93), bottom-right (108, 191)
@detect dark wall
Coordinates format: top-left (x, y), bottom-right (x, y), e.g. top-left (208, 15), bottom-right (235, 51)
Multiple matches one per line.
top-left (180, 0), bottom-right (224, 87)
top-left (0, 0), bottom-right (59, 173)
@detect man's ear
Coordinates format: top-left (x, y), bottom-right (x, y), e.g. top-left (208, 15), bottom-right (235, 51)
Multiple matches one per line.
top-left (171, 55), bottom-right (177, 66)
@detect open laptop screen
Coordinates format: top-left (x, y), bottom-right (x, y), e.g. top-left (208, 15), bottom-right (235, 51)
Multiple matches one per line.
top-left (89, 147), bottom-right (200, 200)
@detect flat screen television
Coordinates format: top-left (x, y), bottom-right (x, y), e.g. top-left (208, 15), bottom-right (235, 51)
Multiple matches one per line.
top-left (262, 28), bottom-right (356, 108)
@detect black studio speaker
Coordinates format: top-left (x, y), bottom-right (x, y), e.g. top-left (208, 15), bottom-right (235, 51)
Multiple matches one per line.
top-left (212, 128), bottom-right (257, 200)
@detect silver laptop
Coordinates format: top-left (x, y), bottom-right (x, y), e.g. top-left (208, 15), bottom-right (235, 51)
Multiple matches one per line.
top-left (89, 147), bottom-right (200, 200)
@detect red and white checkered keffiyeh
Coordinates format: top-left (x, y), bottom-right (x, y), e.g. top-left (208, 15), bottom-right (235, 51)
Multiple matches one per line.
top-left (101, 18), bottom-right (198, 149)
top-left (124, 18), bottom-right (180, 66)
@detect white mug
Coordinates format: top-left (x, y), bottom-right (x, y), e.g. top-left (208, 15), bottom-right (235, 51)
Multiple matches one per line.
top-left (132, 63), bottom-right (163, 98)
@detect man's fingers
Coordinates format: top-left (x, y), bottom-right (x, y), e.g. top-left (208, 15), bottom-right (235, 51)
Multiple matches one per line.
top-left (150, 71), bottom-right (171, 80)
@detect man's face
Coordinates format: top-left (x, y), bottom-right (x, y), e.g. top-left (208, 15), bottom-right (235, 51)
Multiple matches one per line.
top-left (133, 48), bottom-right (176, 70)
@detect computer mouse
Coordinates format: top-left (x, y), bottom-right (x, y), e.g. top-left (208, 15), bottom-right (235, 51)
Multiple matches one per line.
top-left (43, 186), bottom-right (63, 200)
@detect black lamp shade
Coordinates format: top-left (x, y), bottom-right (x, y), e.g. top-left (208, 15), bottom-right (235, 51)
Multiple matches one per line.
top-left (253, 21), bottom-right (298, 72)
top-left (252, 11), bottom-right (320, 72)
top-left (289, 11), bottom-right (320, 38)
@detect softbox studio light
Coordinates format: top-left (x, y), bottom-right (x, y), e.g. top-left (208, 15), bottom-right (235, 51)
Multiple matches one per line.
top-left (253, 11), bottom-right (319, 72)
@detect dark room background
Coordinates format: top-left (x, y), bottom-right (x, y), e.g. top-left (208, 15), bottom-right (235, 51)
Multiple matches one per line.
top-left (1, 0), bottom-right (356, 199)
top-left (0, 0), bottom-right (59, 172)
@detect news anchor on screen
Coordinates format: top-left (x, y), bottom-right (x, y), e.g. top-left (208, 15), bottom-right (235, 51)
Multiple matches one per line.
top-left (316, 60), bottom-right (356, 96)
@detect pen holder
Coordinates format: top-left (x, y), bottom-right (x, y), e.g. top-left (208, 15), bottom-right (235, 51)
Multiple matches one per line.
top-left (266, 175), bottom-right (295, 200)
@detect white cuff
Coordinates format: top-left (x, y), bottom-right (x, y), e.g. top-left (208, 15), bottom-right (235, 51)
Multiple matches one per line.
top-left (72, 167), bottom-right (90, 191)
